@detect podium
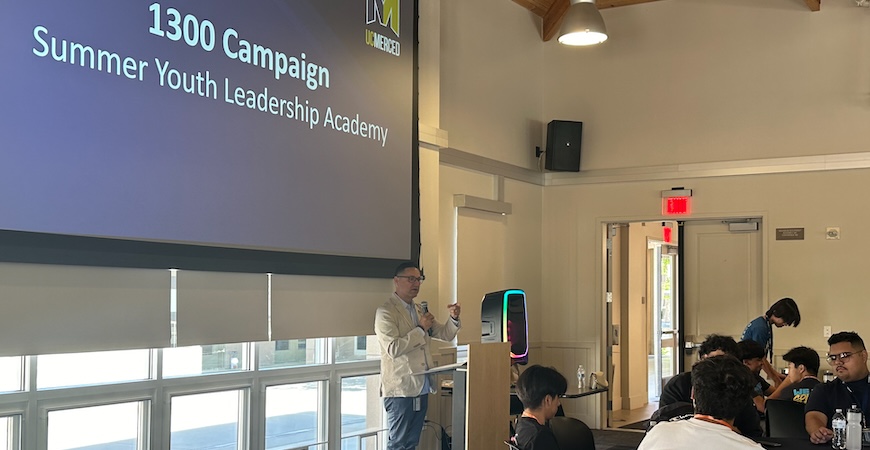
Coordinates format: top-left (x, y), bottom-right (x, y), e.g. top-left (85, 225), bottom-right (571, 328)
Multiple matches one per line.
top-left (422, 342), bottom-right (509, 450)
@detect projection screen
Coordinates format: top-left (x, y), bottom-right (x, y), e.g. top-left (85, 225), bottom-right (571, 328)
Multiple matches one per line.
top-left (0, 0), bottom-right (419, 277)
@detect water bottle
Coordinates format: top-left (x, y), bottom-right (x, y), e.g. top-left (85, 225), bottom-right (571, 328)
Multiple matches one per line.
top-left (846, 404), bottom-right (862, 450)
top-left (832, 408), bottom-right (846, 449)
top-left (577, 365), bottom-right (585, 389)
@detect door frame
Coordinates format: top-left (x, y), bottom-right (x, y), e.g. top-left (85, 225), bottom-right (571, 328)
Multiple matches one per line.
top-left (600, 214), bottom-right (767, 427)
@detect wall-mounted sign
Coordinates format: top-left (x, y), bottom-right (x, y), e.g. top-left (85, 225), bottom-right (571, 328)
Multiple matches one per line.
top-left (776, 228), bottom-right (804, 240)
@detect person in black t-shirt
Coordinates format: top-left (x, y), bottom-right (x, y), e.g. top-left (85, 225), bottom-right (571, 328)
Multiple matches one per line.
top-left (513, 365), bottom-right (566, 450)
top-left (806, 331), bottom-right (870, 444)
top-left (657, 334), bottom-right (763, 438)
top-left (738, 340), bottom-right (776, 413)
top-left (769, 346), bottom-right (820, 404)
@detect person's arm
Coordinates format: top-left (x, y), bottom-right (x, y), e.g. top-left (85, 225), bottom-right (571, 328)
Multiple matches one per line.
top-left (806, 411), bottom-right (833, 444)
top-left (766, 378), bottom-right (794, 403)
top-left (429, 303), bottom-right (461, 341)
top-left (374, 306), bottom-right (426, 358)
top-left (761, 358), bottom-right (786, 384)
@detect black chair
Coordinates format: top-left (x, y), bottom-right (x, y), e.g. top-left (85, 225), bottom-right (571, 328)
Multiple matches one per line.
top-left (548, 416), bottom-right (595, 450)
top-left (764, 399), bottom-right (808, 439)
top-left (504, 439), bottom-right (521, 450)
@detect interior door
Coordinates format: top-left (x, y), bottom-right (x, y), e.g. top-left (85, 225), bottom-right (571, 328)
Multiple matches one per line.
top-left (648, 240), bottom-right (679, 400)
top-left (682, 219), bottom-right (762, 371)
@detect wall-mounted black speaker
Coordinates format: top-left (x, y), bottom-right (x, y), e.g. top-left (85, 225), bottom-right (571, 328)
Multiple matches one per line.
top-left (545, 120), bottom-right (583, 172)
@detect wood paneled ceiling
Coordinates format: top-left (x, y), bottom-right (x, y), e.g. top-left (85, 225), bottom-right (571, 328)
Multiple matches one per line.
top-left (511, 0), bottom-right (822, 42)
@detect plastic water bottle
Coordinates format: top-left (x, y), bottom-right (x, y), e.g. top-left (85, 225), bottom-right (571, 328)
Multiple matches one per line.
top-left (577, 365), bottom-right (585, 389)
top-left (846, 404), bottom-right (862, 450)
top-left (832, 408), bottom-right (847, 449)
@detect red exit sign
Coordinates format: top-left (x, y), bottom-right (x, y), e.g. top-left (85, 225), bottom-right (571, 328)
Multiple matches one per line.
top-left (663, 196), bottom-right (691, 215)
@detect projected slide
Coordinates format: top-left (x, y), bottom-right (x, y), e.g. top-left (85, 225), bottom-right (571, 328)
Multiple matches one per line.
top-left (0, 1), bottom-right (416, 269)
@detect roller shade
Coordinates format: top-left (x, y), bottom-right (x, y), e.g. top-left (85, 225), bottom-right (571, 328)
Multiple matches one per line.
top-left (176, 270), bottom-right (268, 346)
top-left (0, 262), bottom-right (170, 356)
top-left (271, 274), bottom-right (390, 340)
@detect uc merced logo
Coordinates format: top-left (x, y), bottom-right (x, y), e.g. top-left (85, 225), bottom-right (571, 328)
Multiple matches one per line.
top-left (365, 0), bottom-right (400, 56)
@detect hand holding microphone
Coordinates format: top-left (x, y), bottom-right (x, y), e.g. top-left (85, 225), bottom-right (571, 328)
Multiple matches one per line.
top-left (418, 301), bottom-right (434, 334)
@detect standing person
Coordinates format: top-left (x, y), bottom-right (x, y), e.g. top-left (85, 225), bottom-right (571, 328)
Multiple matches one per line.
top-left (657, 334), bottom-right (763, 438)
top-left (769, 346), bottom-right (820, 404)
top-left (741, 297), bottom-right (801, 382)
top-left (639, 355), bottom-right (764, 450)
top-left (513, 365), bottom-right (567, 450)
top-left (806, 331), bottom-right (870, 444)
top-left (374, 261), bottom-right (461, 450)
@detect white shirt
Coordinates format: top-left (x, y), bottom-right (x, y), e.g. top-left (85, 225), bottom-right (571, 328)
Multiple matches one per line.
top-left (639, 418), bottom-right (764, 450)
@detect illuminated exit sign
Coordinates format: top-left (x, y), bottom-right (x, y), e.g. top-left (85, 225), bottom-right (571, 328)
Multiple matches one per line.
top-left (661, 188), bottom-right (692, 216)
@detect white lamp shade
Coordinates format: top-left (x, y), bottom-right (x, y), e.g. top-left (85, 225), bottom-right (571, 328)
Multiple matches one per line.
top-left (558, 0), bottom-right (608, 46)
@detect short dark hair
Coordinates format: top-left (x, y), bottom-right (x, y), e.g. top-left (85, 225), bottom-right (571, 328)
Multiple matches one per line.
top-left (515, 365), bottom-right (567, 410)
top-left (699, 334), bottom-right (739, 358)
top-left (393, 261), bottom-right (420, 277)
top-left (828, 331), bottom-right (866, 351)
top-left (783, 346), bottom-right (820, 376)
top-left (692, 355), bottom-right (756, 420)
top-left (766, 297), bottom-right (800, 327)
top-left (737, 339), bottom-right (765, 361)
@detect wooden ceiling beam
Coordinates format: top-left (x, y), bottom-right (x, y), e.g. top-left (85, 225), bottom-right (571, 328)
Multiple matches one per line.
top-left (542, 0), bottom-right (570, 41)
top-left (511, 0), bottom-right (551, 17)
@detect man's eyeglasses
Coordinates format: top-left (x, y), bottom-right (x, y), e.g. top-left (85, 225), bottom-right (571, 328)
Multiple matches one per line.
top-left (827, 351), bottom-right (856, 364)
top-left (396, 275), bottom-right (425, 283)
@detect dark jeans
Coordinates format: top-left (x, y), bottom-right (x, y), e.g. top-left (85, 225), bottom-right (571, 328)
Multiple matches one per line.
top-left (384, 395), bottom-right (428, 450)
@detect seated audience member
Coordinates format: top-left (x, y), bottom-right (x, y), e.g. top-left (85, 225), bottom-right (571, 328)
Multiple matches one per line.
top-left (768, 346), bottom-right (820, 404)
top-left (741, 297), bottom-right (801, 382)
top-left (806, 331), bottom-right (870, 444)
top-left (737, 339), bottom-right (776, 413)
top-left (513, 365), bottom-right (567, 450)
top-left (639, 355), bottom-right (764, 450)
top-left (658, 334), bottom-right (763, 438)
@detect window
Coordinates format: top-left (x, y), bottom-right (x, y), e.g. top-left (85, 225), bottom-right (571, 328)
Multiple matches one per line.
top-left (0, 415), bottom-right (20, 450)
top-left (265, 382), bottom-right (326, 450)
top-left (340, 374), bottom-right (385, 450)
top-left (258, 339), bottom-right (325, 369)
top-left (334, 336), bottom-right (379, 363)
top-left (163, 343), bottom-right (248, 378)
top-left (0, 357), bottom-right (24, 393)
top-left (37, 349), bottom-right (151, 389)
top-left (170, 389), bottom-right (246, 450)
top-left (47, 401), bottom-right (147, 450)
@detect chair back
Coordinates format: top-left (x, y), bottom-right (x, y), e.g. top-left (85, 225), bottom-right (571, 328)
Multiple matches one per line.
top-left (504, 440), bottom-right (521, 450)
top-left (548, 416), bottom-right (595, 450)
top-left (764, 399), bottom-right (808, 439)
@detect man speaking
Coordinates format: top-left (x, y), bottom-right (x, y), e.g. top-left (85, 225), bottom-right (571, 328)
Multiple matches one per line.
top-left (375, 261), bottom-right (461, 450)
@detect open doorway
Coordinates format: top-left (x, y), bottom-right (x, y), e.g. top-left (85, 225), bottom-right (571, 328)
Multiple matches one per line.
top-left (605, 218), bottom-right (762, 430)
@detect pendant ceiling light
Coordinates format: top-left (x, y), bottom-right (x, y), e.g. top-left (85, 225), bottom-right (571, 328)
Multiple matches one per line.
top-left (558, 0), bottom-right (608, 46)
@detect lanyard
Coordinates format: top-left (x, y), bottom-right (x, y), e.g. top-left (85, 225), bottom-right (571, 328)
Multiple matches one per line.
top-left (842, 376), bottom-right (870, 426)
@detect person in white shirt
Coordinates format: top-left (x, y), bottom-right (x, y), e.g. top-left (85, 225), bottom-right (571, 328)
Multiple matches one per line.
top-left (639, 355), bottom-right (764, 450)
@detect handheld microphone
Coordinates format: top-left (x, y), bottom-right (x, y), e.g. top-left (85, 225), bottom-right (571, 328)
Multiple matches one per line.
top-left (419, 301), bottom-right (432, 336)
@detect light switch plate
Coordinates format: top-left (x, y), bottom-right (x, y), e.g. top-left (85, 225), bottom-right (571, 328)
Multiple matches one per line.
top-left (824, 326), bottom-right (832, 338)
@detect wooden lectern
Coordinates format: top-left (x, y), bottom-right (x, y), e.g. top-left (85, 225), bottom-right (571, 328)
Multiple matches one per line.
top-left (453, 342), bottom-right (510, 450)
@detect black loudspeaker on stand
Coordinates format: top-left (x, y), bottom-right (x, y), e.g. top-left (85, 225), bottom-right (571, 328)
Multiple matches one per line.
top-left (545, 120), bottom-right (583, 172)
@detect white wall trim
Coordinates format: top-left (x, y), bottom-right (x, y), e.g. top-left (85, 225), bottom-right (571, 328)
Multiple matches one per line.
top-left (432, 146), bottom-right (870, 186)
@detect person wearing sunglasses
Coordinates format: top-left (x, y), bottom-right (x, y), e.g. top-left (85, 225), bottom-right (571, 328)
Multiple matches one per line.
top-left (374, 261), bottom-right (462, 450)
top-left (806, 331), bottom-right (870, 444)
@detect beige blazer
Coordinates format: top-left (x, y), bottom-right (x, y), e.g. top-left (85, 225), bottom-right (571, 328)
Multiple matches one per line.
top-left (375, 293), bottom-right (461, 397)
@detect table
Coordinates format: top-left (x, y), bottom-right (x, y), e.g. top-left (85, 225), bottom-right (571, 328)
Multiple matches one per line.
top-left (753, 437), bottom-right (828, 449)
top-left (509, 386), bottom-right (608, 416)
